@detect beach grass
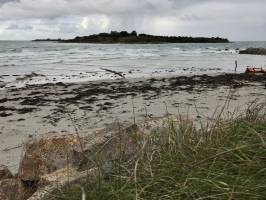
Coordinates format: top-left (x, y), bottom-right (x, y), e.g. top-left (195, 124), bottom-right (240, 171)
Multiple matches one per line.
top-left (46, 104), bottom-right (266, 200)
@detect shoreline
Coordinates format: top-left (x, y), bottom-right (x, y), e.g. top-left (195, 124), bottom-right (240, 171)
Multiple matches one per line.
top-left (0, 73), bottom-right (265, 173)
top-left (0, 68), bottom-right (233, 90)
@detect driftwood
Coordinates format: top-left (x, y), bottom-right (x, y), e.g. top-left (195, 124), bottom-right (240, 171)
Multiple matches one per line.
top-left (100, 68), bottom-right (125, 79)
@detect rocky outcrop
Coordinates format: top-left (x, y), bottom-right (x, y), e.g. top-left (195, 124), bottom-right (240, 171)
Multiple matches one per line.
top-left (0, 164), bottom-right (37, 200)
top-left (0, 178), bottom-right (37, 200)
top-left (28, 167), bottom-right (98, 200)
top-left (239, 48), bottom-right (266, 55)
top-left (0, 165), bottom-right (13, 180)
top-left (18, 135), bottom-right (82, 181)
top-left (0, 179), bottom-right (20, 200)
top-left (0, 135), bottom-right (87, 200)
top-left (3, 116), bottom-right (181, 200)
top-left (17, 127), bottom-right (137, 182)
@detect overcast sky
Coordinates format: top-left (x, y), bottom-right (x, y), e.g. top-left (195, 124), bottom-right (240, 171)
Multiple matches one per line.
top-left (0, 0), bottom-right (265, 41)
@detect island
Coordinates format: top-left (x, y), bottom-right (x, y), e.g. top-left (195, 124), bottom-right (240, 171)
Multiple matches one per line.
top-left (33, 38), bottom-right (62, 42)
top-left (33, 31), bottom-right (229, 44)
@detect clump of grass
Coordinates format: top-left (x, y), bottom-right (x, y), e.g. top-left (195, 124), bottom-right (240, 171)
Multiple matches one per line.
top-left (47, 107), bottom-right (266, 200)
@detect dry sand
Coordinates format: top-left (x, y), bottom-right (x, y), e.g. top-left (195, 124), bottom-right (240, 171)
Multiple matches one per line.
top-left (0, 73), bottom-right (265, 173)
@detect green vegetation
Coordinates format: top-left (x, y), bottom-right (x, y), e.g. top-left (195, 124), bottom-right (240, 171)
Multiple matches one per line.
top-left (59, 31), bottom-right (229, 44)
top-left (47, 103), bottom-right (266, 200)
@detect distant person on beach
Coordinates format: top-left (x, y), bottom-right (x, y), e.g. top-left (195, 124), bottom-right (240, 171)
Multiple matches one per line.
top-left (235, 60), bottom-right (238, 72)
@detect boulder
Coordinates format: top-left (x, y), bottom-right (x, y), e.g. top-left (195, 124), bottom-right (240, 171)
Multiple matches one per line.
top-left (18, 135), bottom-right (83, 181)
top-left (18, 116), bottom-right (181, 182)
top-left (16, 116), bottom-right (182, 199)
top-left (0, 179), bottom-right (20, 200)
top-left (18, 154), bottom-right (42, 182)
top-left (17, 129), bottom-right (138, 183)
top-left (0, 165), bottom-right (13, 180)
top-left (0, 178), bottom-right (37, 200)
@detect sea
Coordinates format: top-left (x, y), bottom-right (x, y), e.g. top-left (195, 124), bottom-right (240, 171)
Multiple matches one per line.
top-left (0, 41), bottom-right (266, 87)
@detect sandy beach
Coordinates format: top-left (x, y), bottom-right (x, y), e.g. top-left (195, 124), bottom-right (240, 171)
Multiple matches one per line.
top-left (0, 73), bottom-right (265, 173)
top-left (1, 1), bottom-right (266, 199)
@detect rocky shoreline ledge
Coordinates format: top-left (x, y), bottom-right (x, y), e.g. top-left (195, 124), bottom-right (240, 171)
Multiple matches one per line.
top-left (239, 47), bottom-right (266, 55)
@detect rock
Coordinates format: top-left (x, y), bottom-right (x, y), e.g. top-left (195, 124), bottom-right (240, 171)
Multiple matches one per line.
top-left (16, 116), bottom-right (183, 199)
top-left (0, 165), bottom-right (13, 180)
top-left (17, 135), bottom-right (84, 199)
top-left (27, 167), bottom-right (98, 200)
top-left (19, 180), bottom-right (38, 200)
top-left (0, 178), bottom-right (36, 200)
top-left (0, 179), bottom-right (20, 200)
top-left (18, 150), bottom-right (42, 182)
top-left (18, 135), bottom-right (83, 181)
top-left (17, 128), bottom-right (139, 183)
top-left (239, 48), bottom-right (266, 55)
top-left (18, 116), bottom-right (182, 182)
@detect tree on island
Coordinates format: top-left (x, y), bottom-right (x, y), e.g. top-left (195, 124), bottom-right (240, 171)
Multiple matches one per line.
top-left (33, 31), bottom-right (229, 44)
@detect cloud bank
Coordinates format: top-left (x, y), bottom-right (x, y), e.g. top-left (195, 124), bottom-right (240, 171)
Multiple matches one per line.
top-left (0, 0), bottom-right (265, 40)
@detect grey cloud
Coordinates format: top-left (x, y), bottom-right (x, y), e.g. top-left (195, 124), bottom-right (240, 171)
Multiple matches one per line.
top-left (0, 0), bottom-right (17, 6)
top-left (7, 23), bottom-right (32, 30)
top-left (6, 23), bottom-right (18, 29)
top-left (0, 0), bottom-right (265, 40)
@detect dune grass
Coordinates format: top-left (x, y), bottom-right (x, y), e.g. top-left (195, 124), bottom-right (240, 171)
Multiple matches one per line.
top-left (46, 104), bottom-right (266, 200)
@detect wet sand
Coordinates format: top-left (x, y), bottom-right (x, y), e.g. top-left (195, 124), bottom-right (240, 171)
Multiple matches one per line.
top-left (0, 73), bottom-right (265, 173)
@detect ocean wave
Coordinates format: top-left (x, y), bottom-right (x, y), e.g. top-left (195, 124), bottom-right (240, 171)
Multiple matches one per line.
top-left (0, 41), bottom-right (266, 86)
top-left (0, 64), bottom-right (15, 68)
top-left (10, 48), bottom-right (23, 53)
